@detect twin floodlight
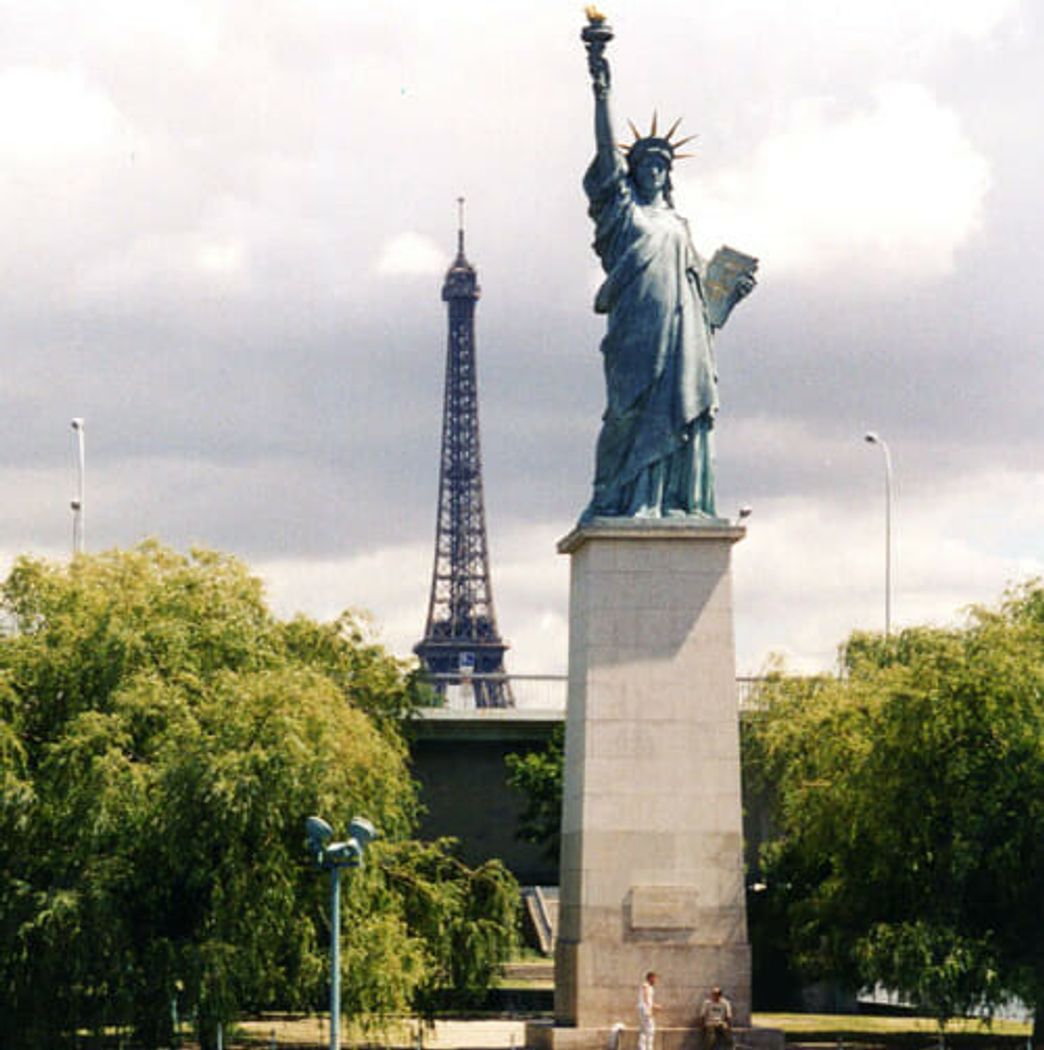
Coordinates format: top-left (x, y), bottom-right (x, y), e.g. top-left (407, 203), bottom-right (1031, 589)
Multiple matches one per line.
top-left (306, 815), bottom-right (377, 869)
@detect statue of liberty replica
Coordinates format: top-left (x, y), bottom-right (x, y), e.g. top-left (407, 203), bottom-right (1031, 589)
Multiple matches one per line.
top-left (532, 12), bottom-right (782, 1050)
top-left (579, 6), bottom-right (757, 523)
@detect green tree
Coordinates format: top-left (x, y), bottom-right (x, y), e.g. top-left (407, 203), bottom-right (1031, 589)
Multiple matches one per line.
top-left (0, 543), bottom-right (516, 1049)
top-left (747, 583), bottom-right (1044, 1036)
top-left (505, 724), bottom-right (563, 861)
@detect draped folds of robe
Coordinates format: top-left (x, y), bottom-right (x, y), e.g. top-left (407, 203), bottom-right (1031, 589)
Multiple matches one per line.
top-left (581, 150), bottom-right (721, 521)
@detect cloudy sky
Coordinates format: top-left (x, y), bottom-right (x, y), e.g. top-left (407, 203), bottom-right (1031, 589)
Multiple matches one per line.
top-left (1, 0), bottom-right (1041, 676)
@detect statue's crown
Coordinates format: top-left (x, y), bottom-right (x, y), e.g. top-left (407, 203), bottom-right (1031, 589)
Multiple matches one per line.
top-left (621, 113), bottom-right (696, 165)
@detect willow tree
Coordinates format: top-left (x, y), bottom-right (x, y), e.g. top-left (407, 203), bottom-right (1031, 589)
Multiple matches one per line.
top-left (747, 583), bottom-right (1044, 1036)
top-left (0, 542), bottom-right (516, 1050)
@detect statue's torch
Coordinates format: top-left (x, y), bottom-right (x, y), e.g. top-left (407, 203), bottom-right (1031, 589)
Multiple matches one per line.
top-left (582, 6), bottom-right (614, 94)
top-left (581, 6), bottom-right (614, 49)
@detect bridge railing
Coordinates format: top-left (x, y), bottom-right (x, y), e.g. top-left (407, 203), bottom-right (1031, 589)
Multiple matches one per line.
top-left (420, 673), bottom-right (566, 711)
top-left (418, 673), bottom-right (765, 712)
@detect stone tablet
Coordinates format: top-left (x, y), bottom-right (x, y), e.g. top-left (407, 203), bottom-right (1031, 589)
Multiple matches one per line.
top-left (629, 886), bottom-right (701, 930)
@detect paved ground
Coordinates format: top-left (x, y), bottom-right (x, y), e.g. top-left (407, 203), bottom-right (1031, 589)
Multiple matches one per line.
top-left (236, 1016), bottom-right (530, 1048)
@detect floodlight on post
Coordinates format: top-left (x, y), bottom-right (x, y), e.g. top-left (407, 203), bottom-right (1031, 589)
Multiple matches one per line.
top-left (306, 814), bottom-right (376, 1050)
top-left (736, 506), bottom-right (752, 527)
top-left (306, 815), bottom-right (334, 859)
top-left (863, 431), bottom-right (893, 636)
top-left (70, 418), bottom-right (85, 555)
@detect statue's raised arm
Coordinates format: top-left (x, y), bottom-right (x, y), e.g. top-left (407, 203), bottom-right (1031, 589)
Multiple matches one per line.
top-left (581, 7), bottom-right (616, 167)
top-left (576, 8), bottom-right (758, 525)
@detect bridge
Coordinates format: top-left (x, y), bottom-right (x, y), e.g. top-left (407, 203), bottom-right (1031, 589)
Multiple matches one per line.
top-left (408, 674), bottom-right (766, 886)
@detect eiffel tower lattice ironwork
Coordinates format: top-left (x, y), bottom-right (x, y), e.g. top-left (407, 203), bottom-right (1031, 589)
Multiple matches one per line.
top-left (415, 201), bottom-right (512, 708)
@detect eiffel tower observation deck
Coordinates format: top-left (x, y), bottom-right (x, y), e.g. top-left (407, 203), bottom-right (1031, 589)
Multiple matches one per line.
top-left (415, 201), bottom-right (513, 708)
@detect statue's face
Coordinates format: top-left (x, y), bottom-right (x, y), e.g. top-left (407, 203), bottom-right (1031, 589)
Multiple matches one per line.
top-left (633, 153), bottom-right (669, 200)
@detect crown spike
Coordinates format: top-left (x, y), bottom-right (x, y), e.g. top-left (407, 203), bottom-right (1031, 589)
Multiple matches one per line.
top-left (672, 134), bottom-right (698, 149)
top-left (627, 119), bottom-right (642, 141)
top-left (672, 152), bottom-right (695, 159)
top-left (650, 110), bottom-right (658, 137)
top-left (665, 116), bottom-right (683, 141)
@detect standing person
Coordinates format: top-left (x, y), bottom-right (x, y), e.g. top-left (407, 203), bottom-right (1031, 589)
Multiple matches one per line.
top-left (698, 986), bottom-right (733, 1050)
top-left (579, 8), bottom-right (757, 522)
top-left (638, 971), bottom-right (658, 1050)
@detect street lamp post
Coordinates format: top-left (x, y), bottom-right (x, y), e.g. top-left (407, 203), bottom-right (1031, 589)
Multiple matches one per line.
top-left (863, 431), bottom-right (893, 636)
top-left (306, 815), bottom-right (377, 1050)
top-left (71, 418), bottom-right (85, 555)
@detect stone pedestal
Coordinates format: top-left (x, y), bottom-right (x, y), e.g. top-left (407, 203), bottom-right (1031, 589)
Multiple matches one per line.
top-left (546, 519), bottom-right (754, 1047)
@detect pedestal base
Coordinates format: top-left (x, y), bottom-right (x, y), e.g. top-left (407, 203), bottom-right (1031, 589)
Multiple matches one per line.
top-left (526, 1020), bottom-right (784, 1050)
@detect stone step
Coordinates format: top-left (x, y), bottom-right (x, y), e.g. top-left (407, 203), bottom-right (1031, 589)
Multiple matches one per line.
top-left (502, 960), bottom-right (554, 983)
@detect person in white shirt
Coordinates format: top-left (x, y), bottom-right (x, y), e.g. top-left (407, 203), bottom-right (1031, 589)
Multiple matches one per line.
top-left (638, 971), bottom-right (658, 1050)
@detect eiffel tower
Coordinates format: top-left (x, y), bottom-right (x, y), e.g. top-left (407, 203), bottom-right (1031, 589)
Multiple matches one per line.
top-left (414, 201), bottom-right (512, 708)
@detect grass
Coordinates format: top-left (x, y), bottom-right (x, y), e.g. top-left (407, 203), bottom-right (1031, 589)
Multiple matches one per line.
top-left (753, 1013), bottom-right (1031, 1040)
top-left (753, 1013), bottom-right (1031, 1035)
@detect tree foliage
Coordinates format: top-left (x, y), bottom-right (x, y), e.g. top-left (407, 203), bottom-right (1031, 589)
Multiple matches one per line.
top-left (0, 543), bottom-right (517, 1049)
top-left (746, 582), bottom-right (1044, 1031)
top-left (505, 724), bottom-right (563, 861)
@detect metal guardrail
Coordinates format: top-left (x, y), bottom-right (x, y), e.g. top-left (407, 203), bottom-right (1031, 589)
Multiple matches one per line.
top-left (736, 676), bottom-right (762, 711)
top-left (422, 673), bottom-right (567, 710)
top-left (420, 673), bottom-right (765, 712)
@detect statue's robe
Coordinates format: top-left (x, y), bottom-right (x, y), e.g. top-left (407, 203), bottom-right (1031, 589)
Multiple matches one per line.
top-left (582, 151), bottom-right (720, 520)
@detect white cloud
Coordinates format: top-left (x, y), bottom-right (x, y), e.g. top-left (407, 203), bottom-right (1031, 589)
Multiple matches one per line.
top-left (259, 541), bottom-right (432, 652)
top-left (73, 232), bottom-right (252, 304)
top-left (732, 467), bottom-right (1043, 673)
top-left (719, 0), bottom-right (1019, 44)
top-left (258, 522), bottom-right (571, 675)
top-left (0, 465), bottom-right (81, 551)
top-left (260, 465), bottom-right (1042, 691)
top-left (0, 67), bottom-right (123, 160)
top-left (681, 83), bottom-right (991, 285)
top-left (195, 239), bottom-right (246, 277)
top-left (375, 232), bottom-right (448, 277)
top-left (92, 2), bottom-right (221, 64)
top-left (5, 456), bottom-right (1039, 706)
top-left (486, 524), bottom-right (571, 675)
